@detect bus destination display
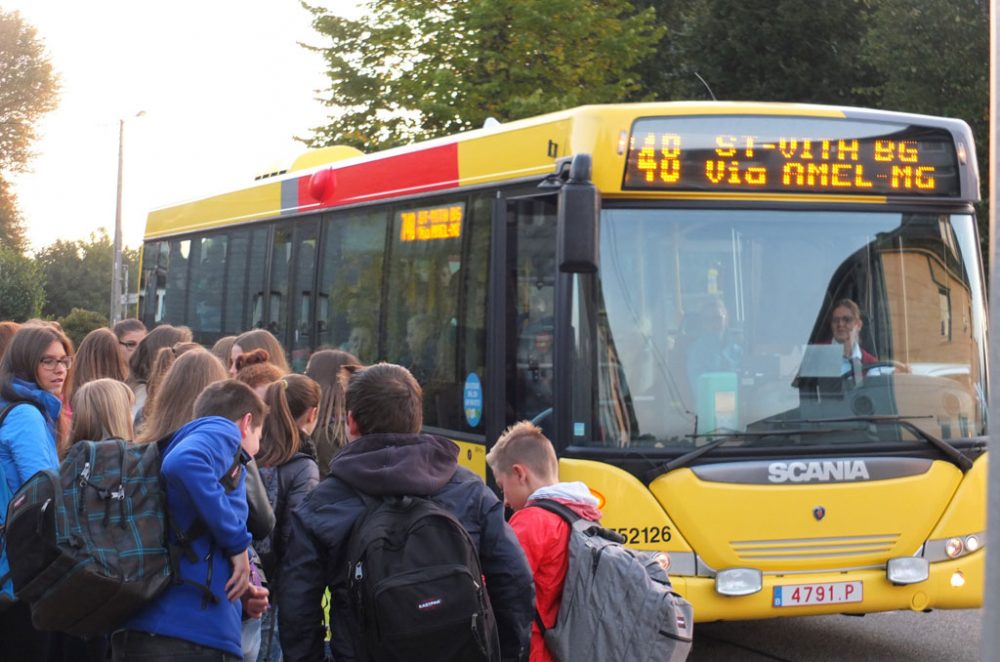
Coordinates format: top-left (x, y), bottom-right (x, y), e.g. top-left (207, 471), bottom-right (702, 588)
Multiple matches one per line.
top-left (399, 202), bottom-right (464, 242)
top-left (622, 116), bottom-right (960, 197)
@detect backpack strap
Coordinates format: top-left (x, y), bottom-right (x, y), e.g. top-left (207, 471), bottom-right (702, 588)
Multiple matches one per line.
top-left (532, 498), bottom-right (625, 543)
top-left (528, 497), bottom-right (628, 634)
top-left (528, 498), bottom-right (581, 525)
top-left (0, 401), bottom-right (43, 432)
top-left (352, 489), bottom-right (413, 512)
top-left (353, 490), bottom-right (381, 510)
top-left (155, 435), bottom-right (246, 607)
top-left (526, 499), bottom-right (580, 636)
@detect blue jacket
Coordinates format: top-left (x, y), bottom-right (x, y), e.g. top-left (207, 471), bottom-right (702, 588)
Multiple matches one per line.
top-left (278, 433), bottom-right (534, 662)
top-left (0, 378), bottom-right (61, 601)
top-left (0, 378), bottom-right (61, 494)
top-left (126, 416), bottom-right (252, 658)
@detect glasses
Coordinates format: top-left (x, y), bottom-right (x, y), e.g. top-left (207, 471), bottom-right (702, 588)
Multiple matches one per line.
top-left (119, 340), bottom-right (139, 349)
top-left (39, 356), bottom-right (73, 371)
top-left (832, 315), bottom-right (856, 325)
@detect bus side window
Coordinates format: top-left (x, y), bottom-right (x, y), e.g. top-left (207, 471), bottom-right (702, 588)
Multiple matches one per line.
top-left (138, 241), bottom-right (160, 326)
top-left (317, 209), bottom-right (386, 363)
top-left (384, 199), bottom-right (474, 430)
top-left (162, 239), bottom-right (190, 326)
top-left (247, 228), bottom-right (269, 330)
top-left (188, 235), bottom-right (227, 340)
top-left (223, 230), bottom-right (250, 334)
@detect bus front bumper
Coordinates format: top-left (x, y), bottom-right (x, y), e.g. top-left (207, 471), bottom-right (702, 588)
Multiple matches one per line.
top-left (670, 551), bottom-right (983, 622)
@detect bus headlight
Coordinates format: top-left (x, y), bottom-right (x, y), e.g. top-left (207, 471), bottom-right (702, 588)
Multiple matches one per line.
top-left (886, 557), bottom-right (929, 585)
top-left (923, 531), bottom-right (985, 562)
top-left (715, 568), bottom-right (762, 596)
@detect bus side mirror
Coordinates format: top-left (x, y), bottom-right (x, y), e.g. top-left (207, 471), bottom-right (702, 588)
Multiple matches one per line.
top-left (557, 154), bottom-right (600, 274)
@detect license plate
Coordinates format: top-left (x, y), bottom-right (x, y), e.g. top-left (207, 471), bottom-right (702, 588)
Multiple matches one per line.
top-left (772, 581), bottom-right (862, 607)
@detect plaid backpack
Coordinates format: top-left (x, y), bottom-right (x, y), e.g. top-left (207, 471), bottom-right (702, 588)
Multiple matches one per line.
top-left (4, 437), bottom-right (217, 636)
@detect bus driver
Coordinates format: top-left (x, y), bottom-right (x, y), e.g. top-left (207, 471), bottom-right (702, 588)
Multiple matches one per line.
top-left (828, 299), bottom-right (877, 381)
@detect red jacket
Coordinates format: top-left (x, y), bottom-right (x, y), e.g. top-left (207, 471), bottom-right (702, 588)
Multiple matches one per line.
top-left (509, 496), bottom-right (601, 662)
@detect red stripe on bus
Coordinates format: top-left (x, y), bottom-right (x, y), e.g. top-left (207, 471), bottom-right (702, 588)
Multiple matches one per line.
top-left (297, 143), bottom-right (460, 209)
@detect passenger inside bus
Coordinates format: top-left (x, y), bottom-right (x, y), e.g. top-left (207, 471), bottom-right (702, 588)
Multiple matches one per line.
top-left (685, 296), bottom-right (742, 394)
top-left (401, 314), bottom-right (437, 385)
top-left (511, 271), bottom-right (556, 423)
top-left (517, 321), bottom-right (554, 420)
top-left (341, 325), bottom-right (374, 363)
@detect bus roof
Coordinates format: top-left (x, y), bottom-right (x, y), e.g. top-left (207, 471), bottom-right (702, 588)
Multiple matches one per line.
top-left (145, 102), bottom-right (978, 240)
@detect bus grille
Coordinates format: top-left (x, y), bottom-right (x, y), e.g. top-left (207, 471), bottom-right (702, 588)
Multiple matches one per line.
top-left (730, 534), bottom-right (901, 561)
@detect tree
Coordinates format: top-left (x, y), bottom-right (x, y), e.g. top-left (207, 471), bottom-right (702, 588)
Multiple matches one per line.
top-left (0, 177), bottom-right (26, 252)
top-left (0, 245), bottom-right (44, 321)
top-left (57, 308), bottom-right (108, 348)
top-left (35, 230), bottom-right (139, 320)
top-left (644, 0), bottom-right (879, 104)
top-left (303, 0), bottom-right (663, 151)
top-left (863, 0), bottom-right (988, 195)
top-left (0, 9), bottom-right (59, 173)
top-left (0, 9), bottom-right (59, 253)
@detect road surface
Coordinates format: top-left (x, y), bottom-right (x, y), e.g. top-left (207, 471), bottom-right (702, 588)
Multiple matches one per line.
top-left (690, 609), bottom-right (980, 660)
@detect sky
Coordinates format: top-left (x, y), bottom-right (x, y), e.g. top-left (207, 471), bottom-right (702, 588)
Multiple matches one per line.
top-left (5, 0), bottom-right (359, 252)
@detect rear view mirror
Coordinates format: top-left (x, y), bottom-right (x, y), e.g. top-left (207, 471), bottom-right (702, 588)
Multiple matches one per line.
top-left (557, 154), bottom-right (599, 273)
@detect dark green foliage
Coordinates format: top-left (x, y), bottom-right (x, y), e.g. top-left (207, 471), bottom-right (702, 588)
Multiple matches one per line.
top-left (862, 0), bottom-right (989, 252)
top-left (0, 177), bottom-right (26, 253)
top-left (34, 230), bottom-right (139, 320)
top-left (641, 0), bottom-right (879, 104)
top-left (57, 308), bottom-right (108, 348)
top-left (0, 245), bottom-right (44, 321)
top-left (302, 0), bottom-right (663, 151)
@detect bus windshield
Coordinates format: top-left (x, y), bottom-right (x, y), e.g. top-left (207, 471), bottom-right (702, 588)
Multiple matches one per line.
top-left (595, 208), bottom-right (987, 448)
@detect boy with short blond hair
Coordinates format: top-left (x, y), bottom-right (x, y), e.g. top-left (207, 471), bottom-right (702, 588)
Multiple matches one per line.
top-left (486, 421), bottom-right (602, 662)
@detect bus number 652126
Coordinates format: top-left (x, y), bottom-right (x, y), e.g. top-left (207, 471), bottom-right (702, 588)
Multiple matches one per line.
top-left (615, 526), bottom-right (672, 544)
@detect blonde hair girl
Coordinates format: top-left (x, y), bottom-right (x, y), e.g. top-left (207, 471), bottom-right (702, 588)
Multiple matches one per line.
top-left (68, 378), bottom-right (135, 451)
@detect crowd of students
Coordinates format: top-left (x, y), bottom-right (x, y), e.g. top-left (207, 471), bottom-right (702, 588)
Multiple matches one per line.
top-left (0, 318), bottom-right (665, 662)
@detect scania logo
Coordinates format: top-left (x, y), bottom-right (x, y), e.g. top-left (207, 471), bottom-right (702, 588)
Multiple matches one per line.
top-left (813, 506), bottom-right (826, 521)
top-left (767, 460), bottom-right (871, 483)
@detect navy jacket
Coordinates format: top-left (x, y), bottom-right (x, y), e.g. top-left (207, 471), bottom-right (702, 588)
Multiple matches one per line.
top-left (278, 433), bottom-right (534, 662)
top-left (258, 435), bottom-right (319, 587)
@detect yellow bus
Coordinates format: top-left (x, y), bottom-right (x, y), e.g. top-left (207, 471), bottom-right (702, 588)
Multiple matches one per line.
top-left (139, 102), bottom-right (987, 620)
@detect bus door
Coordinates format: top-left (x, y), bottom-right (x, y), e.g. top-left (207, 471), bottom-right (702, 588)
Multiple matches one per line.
top-left (265, 219), bottom-right (319, 370)
top-left (486, 193), bottom-right (558, 448)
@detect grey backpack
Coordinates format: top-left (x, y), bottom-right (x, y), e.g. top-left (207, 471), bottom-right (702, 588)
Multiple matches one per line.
top-left (531, 499), bottom-right (693, 662)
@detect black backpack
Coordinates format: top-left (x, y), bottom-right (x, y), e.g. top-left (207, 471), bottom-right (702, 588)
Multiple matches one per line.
top-left (4, 437), bottom-right (222, 636)
top-left (345, 492), bottom-right (500, 662)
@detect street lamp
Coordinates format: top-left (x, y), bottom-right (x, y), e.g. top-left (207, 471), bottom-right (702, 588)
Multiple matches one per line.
top-left (110, 111), bottom-right (145, 325)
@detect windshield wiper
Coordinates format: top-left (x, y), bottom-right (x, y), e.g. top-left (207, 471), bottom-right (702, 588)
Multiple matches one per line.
top-left (795, 415), bottom-right (973, 472)
top-left (644, 428), bottom-right (837, 482)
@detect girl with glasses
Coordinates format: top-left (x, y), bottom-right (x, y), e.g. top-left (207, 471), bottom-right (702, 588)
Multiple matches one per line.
top-left (0, 324), bottom-right (74, 658)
